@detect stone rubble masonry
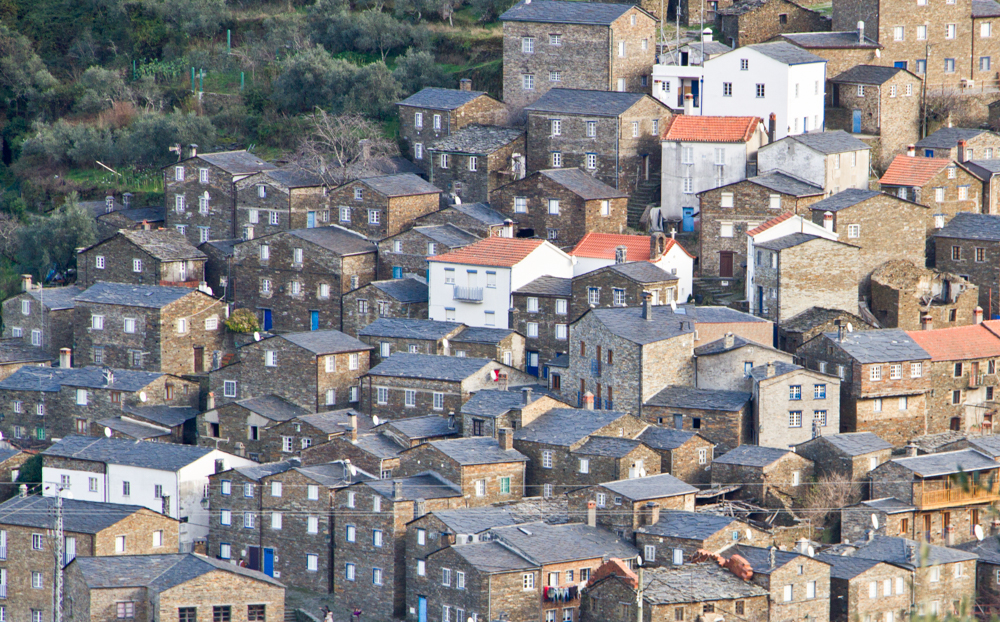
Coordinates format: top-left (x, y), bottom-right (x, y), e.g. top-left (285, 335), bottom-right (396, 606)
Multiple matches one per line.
top-left (923, 356), bottom-right (1000, 435)
top-left (753, 238), bottom-right (860, 324)
top-left (147, 568), bottom-right (284, 622)
top-left (696, 342), bottom-right (795, 393)
top-left (870, 262), bottom-right (980, 330)
top-left (301, 433), bottom-right (401, 477)
top-left (567, 484), bottom-right (695, 540)
top-left (640, 402), bottom-right (752, 454)
top-left (164, 158), bottom-right (243, 246)
top-left (510, 289), bottom-right (572, 375)
top-left (717, 0), bottom-right (831, 48)
top-left (633, 522), bottom-right (773, 560)
top-left (235, 176), bottom-right (328, 238)
top-left (753, 367), bottom-right (841, 449)
top-left (429, 133), bottom-right (526, 205)
top-left (569, 268), bottom-right (679, 323)
top-left (325, 181), bottom-right (440, 242)
top-left (650, 432), bottom-right (715, 485)
top-left (748, 556), bottom-right (831, 622)
top-left (934, 236), bottom-right (1000, 316)
top-left (377, 228), bottom-right (472, 281)
top-left (362, 330), bottom-right (525, 370)
top-left (710, 452), bottom-right (815, 508)
top-left (398, 95), bottom-right (509, 171)
top-left (341, 284), bottom-right (429, 338)
top-left (2, 291), bottom-right (74, 359)
top-left (397, 444), bottom-right (526, 506)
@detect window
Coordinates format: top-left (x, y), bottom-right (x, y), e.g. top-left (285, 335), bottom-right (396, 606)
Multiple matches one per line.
top-left (955, 362), bottom-right (964, 377)
top-left (720, 222), bottom-right (734, 238)
top-left (551, 119), bottom-right (561, 136)
top-left (522, 36), bottom-right (534, 53)
top-left (551, 152), bottom-right (562, 167)
top-left (247, 606), bottom-right (265, 622)
top-left (960, 185), bottom-right (970, 200)
top-left (618, 41), bottom-right (626, 57)
top-left (945, 58), bottom-right (956, 73)
top-left (587, 121), bottom-right (597, 137)
top-left (527, 322), bottom-right (539, 338)
top-left (368, 210), bottom-right (380, 225)
top-left (789, 411), bottom-right (802, 427)
top-left (175, 195), bottom-right (185, 213)
top-left (32, 572), bottom-right (43, 588)
top-left (414, 112), bottom-right (423, 128)
top-left (947, 23), bottom-right (957, 39)
top-left (846, 223), bottom-right (861, 239)
top-left (513, 197), bottom-right (527, 213)
top-left (32, 533), bottom-right (43, 550)
top-left (587, 153), bottom-right (598, 169)
top-left (740, 58), bottom-right (749, 70)
top-left (548, 199), bottom-right (560, 215)
top-left (756, 83), bottom-right (765, 98)
top-left (467, 156), bottom-right (478, 172)
top-left (723, 82), bottom-right (732, 96)
top-left (523, 573), bottom-right (535, 590)
top-left (588, 287), bottom-right (600, 305)
top-left (870, 365), bottom-right (882, 381)
top-left (789, 385), bottom-right (801, 400)
top-left (346, 524), bottom-right (356, 542)
top-left (223, 380), bottom-right (237, 398)
top-left (632, 121), bottom-right (639, 138)
top-left (523, 74), bottom-right (534, 90)
top-left (485, 311), bottom-right (495, 326)
top-left (405, 389), bottom-right (416, 407)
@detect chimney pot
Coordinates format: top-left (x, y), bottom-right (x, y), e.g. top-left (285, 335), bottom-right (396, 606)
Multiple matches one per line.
top-left (19, 484), bottom-right (27, 498)
top-left (645, 501), bottom-right (660, 526)
top-left (615, 245), bottom-right (628, 264)
top-left (21, 275), bottom-right (32, 292)
top-left (393, 480), bottom-right (403, 500)
top-left (907, 145), bottom-right (916, 157)
top-left (702, 28), bottom-right (713, 43)
top-left (768, 113), bottom-right (777, 143)
top-left (583, 391), bottom-right (595, 410)
top-left (188, 144), bottom-right (198, 158)
top-left (349, 412), bottom-right (358, 431)
top-left (587, 500), bottom-right (597, 527)
top-left (906, 443), bottom-right (919, 457)
top-left (521, 386), bottom-right (533, 405)
top-left (498, 427), bottom-right (514, 450)
top-left (975, 306), bottom-right (985, 324)
top-left (766, 362), bottom-right (775, 378)
top-left (641, 292), bottom-right (653, 321)
top-left (958, 139), bottom-right (968, 162)
top-left (59, 348), bottom-right (71, 369)
top-left (857, 20), bottom-right (865, 44)
top-left (459, 78), bottom-right (472, 91)
top-left (206, 392), bottom-right (215, 411)
top-left (823, 211), bottom-right (834, 231)
top-left (683, 93), bottom-right (694, 116)
top-left (723, 332), bottom-right (735, 349)
top-left (921, 314), bottom-right (934, 330)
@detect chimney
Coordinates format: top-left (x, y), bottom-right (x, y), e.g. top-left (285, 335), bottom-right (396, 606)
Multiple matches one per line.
top-left (683, 93), bottom-right (694, 116)
top-left (768, 113), bottom-right (777, 143)
top-left (644, 501), bottom-right (660, 526)
top-left (59, 348), bottom-right (71, 369)
top-left (857, 20), bottom-right (865, 44)
top-left (187, 143), bottom-right (198, 158)
top-left (702, 28), bottom-right (713, 43)
top-left (19, 484), bottom-right (27, 498)
top-left (359, 139), bottom-right (371, 160)
top-left (442, 339), bottom-right (450, 356)
top-left (766, 362), bottom-right (775, 378)
top-left (906, 443), bottom-right (919, 457)
top-left (393, 480), bottom-right (403, 500)
top-left (459, 78), bottom-right (472, 91)
top-left (797, 538), bottom-right (810, 554)
top-left (206, 392), bottom-right (215, 411)
top-left (503, 219), bottom-right (514, 238)
top-left (907, 144), bottom-right (916, 157)
top-left (415, 498), bottom-right (427, 518)
top-left (350, 423), bottom-right (358, 443)
top-left (823, 211), bottom-right (834, 231)
top-left (650, 232), bottom-right (667, 261)
top-left (123, 192), bottom-right (132, 208)
top-left (921, 314), bottom-right (934, 330)
top-left (21, 274), bottom-right (31, 292)
top-left (448, 413), bottom-right (456, 430)
top-left (835, 319), bottom-right (845, 342)
top-left (349, 412), bottom-right (358, 432)
top-left (867, 529), bottom-right (875, 542)
top-left (521, 386), bottom-right (533, 405)
top-left (723, 332), bottom-right (735, 349)
top-left (641, 292), bottom-right (653, 321)
top-left (615, 245), bottom-right (628, 264)
top-left (583, 391), bottom-right (595, 410)
top-left (587, 500), bottom-right (597, 527)
top-left (142, 220), bottom-right (152, 231)
top-left (498, 427), bottom-right (514, 450)
top-left (958, 139), bottom-right (967, 162)
top-left (975, 306), bottom-right (984, 324)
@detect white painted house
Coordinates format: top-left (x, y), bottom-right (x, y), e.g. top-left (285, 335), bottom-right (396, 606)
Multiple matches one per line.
top-left (744, 212), bottom-right (839, 304)
top-left (568, 232), bottom-right (694, 302)
top-left (757, 130), bottom-right (872, 196)
top-left (41, 434), bottom-right (254, 551)
top-left (652, 30), bottom-right (732, 111)
top-left (702, 42), bottom-right (826, 140)
top-left (427, 237), bottom-right (574, 328)
top-left (660, 115), bottom-right (769, 221)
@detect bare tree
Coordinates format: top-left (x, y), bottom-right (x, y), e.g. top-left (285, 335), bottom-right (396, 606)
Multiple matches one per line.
top-left (295, 109), bottom-right (399, 187)
top-left (0, 212), bottom-right (21, 263)
top-left (802, 472), bottom-right (862, 528)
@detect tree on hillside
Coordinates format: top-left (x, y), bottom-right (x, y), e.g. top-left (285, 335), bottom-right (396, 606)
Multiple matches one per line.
top-left (296, 110), bottom-right (398, 186)
top-left (0, 23), bottom-right (57, 111)
top-left (352, 9), bottom-right (415, 61)
top-left (345, 61), bottom-right (404, 120)
top-left (16, 193), bottom-right (96, 280)
top-left (392, 48), bottom-right (451, 94)
top-left (271, 47), bottom-right (359, 113)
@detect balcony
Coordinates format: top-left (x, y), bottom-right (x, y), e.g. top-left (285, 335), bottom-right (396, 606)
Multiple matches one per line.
top-left (916, 481), bottom-right (1000, 510)
top-left (453, 286), bottom-right (484, 302)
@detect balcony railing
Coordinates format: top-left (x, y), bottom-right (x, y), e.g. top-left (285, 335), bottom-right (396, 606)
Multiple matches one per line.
top-left (917, 481), bottom-right (1000, 510)
top-left (453, 286), bottom-right (484, 302)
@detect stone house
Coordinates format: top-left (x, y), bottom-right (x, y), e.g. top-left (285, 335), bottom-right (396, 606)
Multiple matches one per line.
top-left (163, 148), bottom-right (276, 246)
top-left (569, 232), bottom-right (695, 303)
top-left (870, 260), bottom-right (980, 331)
top-left (523, 89), bottom-right (671, 198)
top-left (814, 553), bottom-right (912, 622)
top-left (0, 494), bottom-right (179, 622)
top-left (664, 0), bottom-right (736, 26)
top-left (567, 473), bottom-right (698, 540)
top-left (0, 445), bottom-right (33, 501)
top-left (96, 403), bottom-right (198, 444)
top-left (359, 318), bottom-right (464, 365)
top-left (0, 340), bottom-right (51, 383)
top-left (640, 385), bottom-right (752, 454)
top-left (396, 84), bottom-right (508, 168)
top-left (512, 407), bottom-right (649, 497)
top-left (300, 426), bottom-right (405, 479)
top-left (779, 30), bottom-right (883, 80)
top-left (510, 276), bottom-right (572, 376)
top-left (750, 361), bottom-right (841, 448)
top-left (841, 497), bottom-right (919, 543)
top-left (827, 66), bottom-right (922, 171)
top-left (230, 226), bottom-right (377, 332)
top-left (750, 233), bottom-right (860, 322)
top-left (716, 0), bottom-right (831, 49)
top-left (582, 561), bottom-right (770, 622)
top-left (698, 173), bottom-right (825, 280)
top-left (933, 213), bottom-right (1000, 317)
top-left (448, 327), bottom-right (527, 370)
top-left (916, 127), bottom-right (1000, 160)
top-left (341, 277), bottom-right (429, 337)
top-left (635, 427), bottom-right (715, 484)
top-left (660, 114), bottom-right (768, 222)
top-left (730, 545), bottom-right (831, 622)
top-left (796, 328), bottom-right (932, 446)
top-left (460, 387), bottom-right (565, 438)
top-left (233, 165), bottom-right (331, 239)
top-left (94, 205), bottom-right (165, 241)
top-left (695, 332), bottom-right (794, 393)
top-left (758, 131), bottom-right (872, 196)
top-left (500, 1), bottom-right (657, 112)
top-left (907, 322), bottom-right (1000, 434)
top-left (569, 261), bottom-right (680, 321)
top-left (396, 434), bottom-right (528, 506)
top-left (711, 445), bottom-right (815, 507)
top-left (794, 432), bottom-right (893, 484)
top-left (77, 229), bottom-right (207, 290)
top-left (1, 278), bottom-right (81, 358)
top-left (745, 212), bottom-right (840, 305)
top-left (64, 552), bottom-right (285, 622)
top-left (332, 472), bottom-right (467, 619)
top-left (73, 282), bottom-right (227, 376)
top-left (378, 224), bottom-right (479, 281)
top-left (361, 353), bottom-right (535, 422)
top-left (198, 238), bottom-right (238, 302)
top-left (327, 174), bottom-right (441, 242)
top-left (376, 414), bottom-right (461, 448)
top-left (777, 306), bottom-right (872, 354)
top-left (266, 409), bottom-right (373, 450)
top-left (633, 510), bottom-right (772, 560)
top-left (207, 329), bottom-right (372, 412)
top-left (490, 168), bottom-right (628, 249)
top-left (964, 158), bottom-right (1000, 215)
top-left (197, 395), bottom-right (309, 461)
top-left (953, 535), bottom-right (1000, 610)
top-left (427, 125), bottom-right (525, 204)
top-left (413, 202), bottom-right (509, 238)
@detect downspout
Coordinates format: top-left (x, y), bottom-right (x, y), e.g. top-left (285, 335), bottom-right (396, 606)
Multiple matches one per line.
top-left (617, 118), bottom-right (622, 189)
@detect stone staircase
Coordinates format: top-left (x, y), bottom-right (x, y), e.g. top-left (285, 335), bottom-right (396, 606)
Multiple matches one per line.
top-left (627, 172), bottom-right (661, 228)
top-left (284, 609), bottom-right (297, 622)
top-left (693, 277), bottom-right (745, 306)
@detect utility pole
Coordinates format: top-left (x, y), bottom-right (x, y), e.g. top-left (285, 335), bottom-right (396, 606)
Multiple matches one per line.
top-left (921, 44), bottom-right (931, 139)
top-left (51, 485), bottom-right (70, 622)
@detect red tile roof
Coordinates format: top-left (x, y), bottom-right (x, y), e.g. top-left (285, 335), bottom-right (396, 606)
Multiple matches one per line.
top-left (569, 232), bottom-right (694, 260)
top-left (427, 237), bottom-right (545, 267)
top-left (748, 212), bottom-right (795, 237)
top-left (662, 115), bottom-right (762, 143)
top-left (880, 155), bottom-right (952, 187)
top-left (906, 322), bottom-right (1000, 361)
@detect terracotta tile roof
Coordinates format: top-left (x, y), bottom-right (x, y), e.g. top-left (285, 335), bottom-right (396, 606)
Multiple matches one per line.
top-left (662, 115), bottom-right (761, 143)
top-left (748, 212), bottom-right (795, 236)
top-left (880, 155), bottom-right (952, 187)
top-left (569, 232), bottom-right (694, 260)
top-left (906, 323), bottom-right (1000, 361)
top-left (427, 237), bottom-right (545, 267)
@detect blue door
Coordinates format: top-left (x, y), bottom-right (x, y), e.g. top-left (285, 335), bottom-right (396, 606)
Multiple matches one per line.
top-left (894, 61), bottom-right (908, 69)
top-left (682, 207), bottom-right (694, 232)
top-left (418, 597), bottom-right (427, 622)
top-left (925, 149), bottom-right (935, 157)
top-left (262, 309), bottom-right (272, 331)
top-left (852, 109), bottom-right (862, 133)
top-left (392, 266), bottom-right (403, 279)
top-left (526, 352), bottom-right (539, 377)
top-left (691, 78), bottom-right (700, 107)
top-left (263, 548), bottom-right (274, 577)
top-left (307, 211), bottom-right (316, 228)
top-left (310, 311), bottom-right (319, 331)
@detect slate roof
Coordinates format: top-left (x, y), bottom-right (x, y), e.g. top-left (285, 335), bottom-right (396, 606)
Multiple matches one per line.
top-left (747, 172), bottom-right (823, 196)
top-left (639, 563), bottom-right (769, 603)
top-left (0, 445), bottom-right (19, 464)
top-left (747, 211), bottom-right (796, 236)
top-left (0, 495), bottom-right (156, 533)
top-left (254, 165), bottom-right (324, 188)
top-left (0, 340), bottom-right (52, 364)
top-left (513, 408), bottom-right (628, 446)
top-left (964, 159), bottom-right (1000, 180)
top-left (953, 534), bottom-right (1000, 563)
top-left (859, 497), bottom-right (917, 514)
top-left (889, 449), bottom-right (998, 477)
top-left (102, 206), bottom-right (165, 224)
top-left (815, 554), bottom-right (887, 580)
top-left (385, 415), bottom-right (458, 440)
top-left (74, 282), bottom-right (196, 309)
top-left (732, 545), bottom-right (820, 574)
top-left (366, 471), bottom-right (464, 500)
top-left (547, 353), bottom-right (569, 368)
top-left (781, 31), bottom-right (881, 49)
top-left (806, 432), bottom-right (893, 456)
top-left (429, 237), bottom-right (545, 267)
top-left (285, 226), bottom-right (376, 255)
top-left (0, 366), bottom-right (71, 392)
top-left (662, 116), bottom-right (762, 143)
top-left (195, 151), bottom-right (275, 174)
top-left (598, 473), bottom-right (698, 499)
top-left (413, 224), bottom-right (479, 248)
top-left (26, 285), bottom-right (82, 310)
top-left (359, 318), bottom-right (462, 340)
top-left (968, 435), bottom-right (1000, 458)
top-left (849, 535), bottom-right (977, 568)
top-left (694, 334), bottom-right (773, 356)
top-left (823, 328), bottom-right (929, 363)
top-left (296, 409), bottom-right (371, 435)
top-left (360, 173), bottom-right (441, 197)
top-left (933, 212), bottom-right (1000, 241)
top-left (430, 125), bottom-right (524, 155)
top-left (121, 405), bottom-right (199, 428)
top-left (397, 87), bottom-right (489, 111)
top-left (783, 307), bottom-right (867, 333)
top-left (115, 229), bottom-right (207, 261)
top-left (97, 416), bottom-right (172, 440)
top-left (644, 385), bottom-right (751, 412)
top-left (807, 188), bottom-right (882, 212)
top-left (500, 0), bottom-right (636, 25)
top-left (755, 232), bottom-right (823, 251)
top-left (353, 432), bottom-right (408, 459)
top-left (425, 437), bottom-right (528, 464)
top-left (572, 436), bottom-right (645, 457)
top-left (638, 510), bottom-right (739, 539)
top-left (746, 41), bottom-right (826, 65)
top-left (200, 238), bottom-right (239, 257)
top-left (637, 427), bottom-right (700, 451)
top-left (450, 202), bottom-right (507, 226)
top-left (974, 0), bottom-right (1000, 17)
top-left (450, 540), bottom-right (535, 572)
top-left (73, 553), bottom-right (283, 590)
top-left (606, 261), bottom-right (676, 283)
top-left (907, 322), bottom-right (1000, 361)
top-left (714, 445), bottom-right (792, 467)
top-left (880, 155), bottom-right (954, 186)
top-left (366, 353), bottom-right (492, 381)
top-left (425, 497), bottom-right (571, 534)
top-left (0, 366), bottom-right (165, 393)
top-left (832, 65), bottom-right (910, 85)
top-left (232, 460), bottom-right (296, 481)
top-left (370, 277), bottom-right (429, 303)
top-left (586, 306), bottom-right (694, 345)
top-left (513, 276), bottom-right (572, 297)
top-left (787, 130), bottom-right (871, 154)
top-left (43, 434), bottom-right (214, 471)
top-left (524, 89), bottom-right (647, 117)
top-left (749, 361), bottom-right (805, 381)
top-left (279, 330), bottom-right (372, 354)
top-left (570, 232), bottom-right (694, 260)
top-left (916, 127), bottom-right (990, 150)
top-left (293, 461), bottom-right (376, 487)
top-left (489, 522), bottom-right (639, 563)
top-left (451, 326), bottom-right (517, 344)
top-left (234, 395), bottom-right (309, 422)
top-left (462, 389), bottom-right (530, 418)
top-left (538, 168), bottom-right (629, 199)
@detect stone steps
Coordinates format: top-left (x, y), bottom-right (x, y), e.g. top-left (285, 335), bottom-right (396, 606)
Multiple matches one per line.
top-left (627, 174), bottom-right (661, 228)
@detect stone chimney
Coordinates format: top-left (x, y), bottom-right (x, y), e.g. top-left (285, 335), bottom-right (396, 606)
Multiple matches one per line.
top-left (503, 219), bottom-right (515, 238)
top-left (393, 480), bottom-right (403, 500)
top-left (641, 292), bottom-right (653, 321)
top-left (835, 319), bottom-right (845, 342)
top-left (867, 529), bottom-right (875, 542)
top-left (498, 427), bottom-right (514, 450)
top-left (823, 211), bottom-right (834, 231)
top-left (644, 502), bottom-right (660, 526)
top-left (206, 392), bottom-right (215, 411)
top-left (521, 386), bottom-right (533, 405)
top-left (349, 412), bottom-right (358, 433)
top-left (768, 113), bottom-right (777, 143)
top-left (583, 391), bottom-right (595, 410)
top-left (723, 332), bottom-right (735, 349)
top-left (650, 232), bottom-right (667, 261)
top-left (975, 306), bottom-right (984, 324)
top-left (766, 362), bottom-right (775, 378)
top-left (186, 144), bottom-right (198, 158)
top-left (907, 144), bottom-right (916, 157)
top-left (921, 314), bottom-right (933, 330)
top-left (59, 348), bottom-right (71, 369)
top-left (587, 500), bottom-right (597, 527)
top-left (21, 274), bottom-right (31, 292)
top-left (19, 484), bottom-right (27, 498)
top-left (448, 413), bottom-right (457, 430)
top-left (123, 192), bottom-right (132, 208)
top-left (958, 139), bottom-right (967, 162)
top-left (906, 443), bottom-right (919, 457)
top-left (615, 245), bottom-right (628, 264)
top-left (459, 78), bottom-right (473, 91)
top-left (350, 422), bottom-right (358, 443)
top-left (683, 93), bottom-right (694, 115)
top-left (359, 139), bottom-right (371, 160)
top-left (857, 20), bottom-right (865, 44)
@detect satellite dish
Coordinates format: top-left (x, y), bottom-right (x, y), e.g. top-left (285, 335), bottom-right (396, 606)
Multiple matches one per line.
top-left (348, 464), bottom-right (357, 476)
top-left (372, 415), bottom-right (380, 426)
top-left (0, 431), bottom-right (4, 440)
top-left (61, 490), bottom-right (74, 500)
top-left (871, 514), bottom-right (879, 529)
top-left (670, 300), bottom-right (677, 312)
top-left (807, 545), bottom-right (815, 557)
top-left (253, 332), bottom-right (261, 342)
top-left (976, 524), bottom-right (985, 541)
top-left (139, 391), bottom-right (147, 403)
top-left (635, 555), bottom-right (643, 567)
top-left (104, 427), bottom-right (112, 438)
top-left (847, 322), bottom-right (854, 333)
top-left (746, 529), bottom-right (753, 541)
